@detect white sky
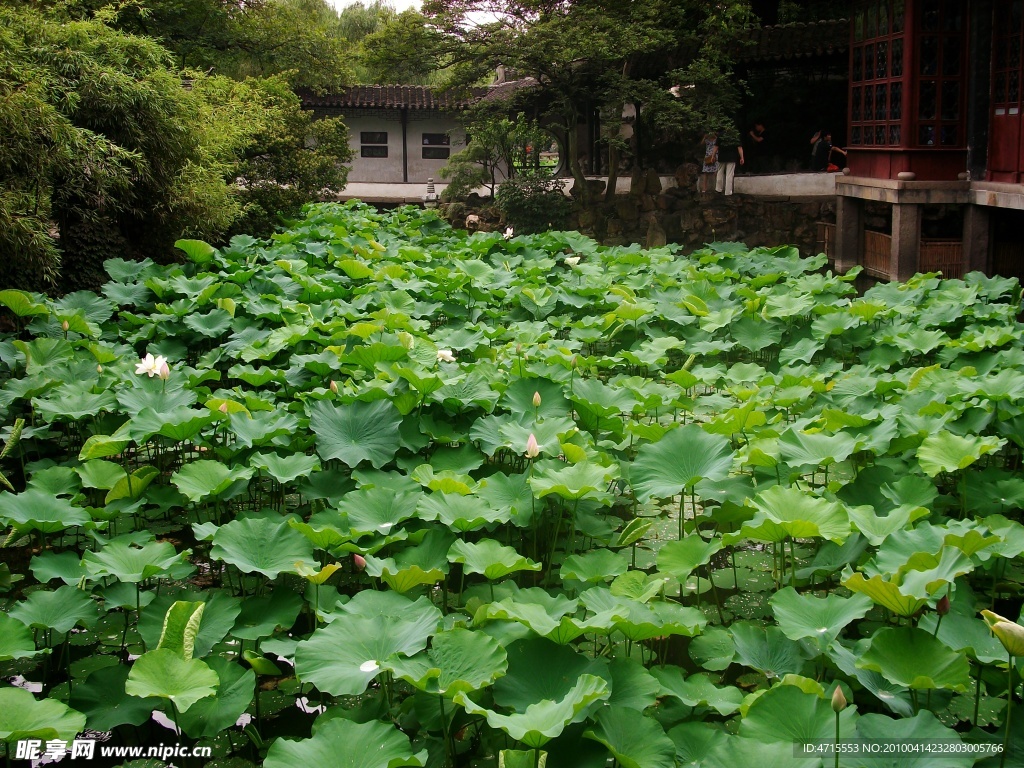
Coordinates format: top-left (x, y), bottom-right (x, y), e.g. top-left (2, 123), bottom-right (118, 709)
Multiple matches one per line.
top-left (327, 0), bottom-right (422, 11)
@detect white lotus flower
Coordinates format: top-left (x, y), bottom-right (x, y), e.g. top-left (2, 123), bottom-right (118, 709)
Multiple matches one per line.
top-left (359, 660), bottom-right (380, 673)
top-left (564, 256), bottom-right (581, 267)
top-left (437, 349), bottom-right (456, 363)
top-left (135, 353), bottom-right (169, 378)
top-left (503, 227), bottom-right (514, 240)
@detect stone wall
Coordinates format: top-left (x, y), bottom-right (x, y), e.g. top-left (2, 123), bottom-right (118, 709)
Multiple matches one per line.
top-left (573, 166), bottom-right (835, 257)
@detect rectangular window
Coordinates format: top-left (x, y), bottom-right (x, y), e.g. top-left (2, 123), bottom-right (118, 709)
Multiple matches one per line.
top-left (422, 132), bottom-right (450, 160)
top-left (360, 131), bottom-right (388, 158)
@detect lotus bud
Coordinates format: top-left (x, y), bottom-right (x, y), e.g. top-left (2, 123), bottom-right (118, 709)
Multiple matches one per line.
top-left (219, 402), bottom-right (229, 414)
top-left (353, 553), bottom-right (366, 572)
top-left (525, 433), bottom-right (540, 459)
top-left (571, 355), bottom-right (578, 368)
top-left (516, 343), bottom-right (522, 354)
top-left (157, 360), bottom-right (171, 381)
top-left (564, 256), bottom-right (581, 267)
top-left (96, 364), bottom-right (103, 374)
top-left (831, 685), bottom-right (847, 713)
top-left (989, 618), bottom-right (1024, 657)
top-left (329, 380), bottom-right (339, 394)
top-left (61, 320), bottom-right (70, 332)
top-left (437, 349), bottom-right (456, 363)
top-left (533, 391), bottom-right (542, 408)
top-left (936, 594), bottom-right (950, 615)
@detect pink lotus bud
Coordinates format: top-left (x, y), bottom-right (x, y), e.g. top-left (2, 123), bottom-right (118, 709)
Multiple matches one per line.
top-left (157, 360), bottom-right (170, 380)
top-left (218, 402), bottom-right (229, 414)
top-left (96, 364), bottom-right (103, 374)
top-left (831, 685), bottom-right (847, 712)
top-left (571, 355), bottom-right (578, 368)
top-left (61, 320), bottom-right (70, 332)
top-left (329, 380), bottom-right (339, 394)
top-left (532, 391), bottom-right (542, 408)
top-left (353, 554), bottom-right (366, 572)
top-left (936, 594), bottom-right (950, 615)
top-left (525, 433), bottom-right (540, 459)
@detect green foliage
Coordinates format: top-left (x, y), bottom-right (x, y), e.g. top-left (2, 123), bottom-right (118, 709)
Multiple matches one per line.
top-left (0, 205), bottom-right (1022, 765)
top-left (495, 174), bottom-right (574, 234)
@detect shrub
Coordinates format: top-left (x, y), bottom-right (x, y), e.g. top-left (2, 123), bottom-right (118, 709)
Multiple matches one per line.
top-left (494, 174), bottom-right (574, 234)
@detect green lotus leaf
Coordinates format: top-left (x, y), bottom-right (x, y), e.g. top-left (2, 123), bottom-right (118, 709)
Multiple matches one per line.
top-left (917, 430), bottom-right (1005, 477)
top-left (857, 627), bottom-right (971, 691)
top-left (582, 706), bottom-right (676, 768)
top-left (778, 428), bottom-right (858, 469)
top-left (652, 666), bottom-right (743, 715)
top-left (105, 465), bottom-right (160, 504)
top-left (603, 658), bottom-right (660, 712)
top-left (76, 459), bottom-right (127, 490)
top-left (476, 588), bottom-right (583, 640)
top-left (529, 460), bottom-right (618, 502)
top-left (156, 601), bottom-right (204, 660)
top-left (84, 539), bottom-right (193, 584)
top-left (850, 711), bottom-right (976, 768)
top-left (657, 535), bottom-right (724, 580)
top-left (610, 571), bottom-right (664, 603)
top-left (172, 459), bottom-right (253, 503)
top-left (417, 491), bottom-right (510, 531)
top-left (294, 593), bottom-right (441, 695)
top-left (265, 717), bottom-right (426, 768)
top-left (364, 528), bottom-right (454, 593)
top-left (175, 238), bottom-right (217, 264)
top-left (0, 488), bottom-right (91, 534)
top-left (211, 516), bottom-right (316, 579)
top-left (70, 664), bottom-right (155, 731)
top-left (725, 485), bottom-right (850, 544)
top-left (230, 589), bottom-right (304, 640)
top-left (769, 587), bottom-right (873, 650)
top-left (9, 584), bottom-right (100, 634)
top-left (457, 673), bottom-right (609, 748)
top-left (176, 657), bottom-right (255, 739)
top-left (0, 613), bottom-right (39, 660)
top-left (580, 587), bottom-right (706, 641)
top-left (828, 641), bottom-right (913, 717)
top-left (897, 546), bottom-right (975, 599)
top-left (308, 399), bottom-right (402, 469)
top-left (729, 622), bottom-right (809, 680)
top-left (631, 424), bottom-right (733, 502)
top-left (667, 722), bottom-right (727, 767)
top-left (477, 471), bottom-right (536, 526)
top-left (140, 589), bottom-right (241, 655)
top-left (613, 518), bottom-right (653, 548)
top-left (125, 648), bottom-right (219, 713)
top-left (847, 504), bottom-right (928, 546)
top-left (560, 548), bottom-right (628, 583)
top-left (78, 424), bottom-right (132, 461)
top-left (0, 686), bottom-right (86, 742)
top-left (250, 452), bottom-right (320, 485)
top-left (449, 538), bottom-right (541, 580)
top-left (499, 416), bottom-right (578, 459)
top-left (131, 406), bottom-right (217, 443)
top-left (339, 486), bottom-right (422, 536)
top-left (384, 627), bottom-right (508, 696)
top-left (739, 683), bottom-right (858, 744)
top-left (493, 637), bottom-right (607, 712)
top-left (0, 289), bottom-right (49, 318)
top-left (842, 572), bottom-right (928, 617)
top-left (500, 378), bottom-right (572, 420)
top-left (689, 626), bottom-right (736, 671)
top-left (499, 750), bottom-right (547, 768)
top-left (918, 612), bottom-right (1007, 665)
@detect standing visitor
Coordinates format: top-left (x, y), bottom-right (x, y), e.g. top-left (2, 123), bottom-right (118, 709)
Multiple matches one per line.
top-left (699, 131), bottom-right (719, 193)
top-left (715, 133), bottom-right (744, 195)
top-left (810, 129), bottom-right (846, 171)
top-left (743, 122), bottom-right (766, 172)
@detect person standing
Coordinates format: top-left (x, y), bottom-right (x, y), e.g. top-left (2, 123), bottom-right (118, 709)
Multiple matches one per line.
top-left (715, 134), bottom-right (744, 195)
top-left (810, 129), bottom-right (846, 171)
top-left (743, 122), bottom-right (765, 172)
top-left (698, 131), bottom-right (719, 193)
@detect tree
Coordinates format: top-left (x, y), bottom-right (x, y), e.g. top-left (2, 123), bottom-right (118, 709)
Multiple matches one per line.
top-left (395, 0), bottom-right (754, 204)
top-left (0, 5), bottom-right (351, 291)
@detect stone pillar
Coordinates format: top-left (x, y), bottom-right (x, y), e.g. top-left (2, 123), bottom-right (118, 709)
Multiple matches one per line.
top-left (963, 205), bottom-right (991, 275)
top-left (890, 202), bottom-right (921, 282)
top-left (834, 195), bottom-right (862, 274)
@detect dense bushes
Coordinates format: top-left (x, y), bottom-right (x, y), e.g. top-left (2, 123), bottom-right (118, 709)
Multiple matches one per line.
top-left (495, 174), bottom-right (575, 234)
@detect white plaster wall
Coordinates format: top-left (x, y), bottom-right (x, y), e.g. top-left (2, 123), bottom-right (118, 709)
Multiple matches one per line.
top-left (344, 112), bottom-right (466, 184)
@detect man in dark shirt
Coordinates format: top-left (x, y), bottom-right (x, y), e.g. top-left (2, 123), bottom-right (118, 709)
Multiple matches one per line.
top-left (810, 130), bottom-right (846, 171)
top-left (743, 122), bottom-right (765, 172)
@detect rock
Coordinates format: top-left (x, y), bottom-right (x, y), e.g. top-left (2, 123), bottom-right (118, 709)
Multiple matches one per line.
top-left (614, 198), bottom-right (640, 221)
top-left (571, 178), bottom-right (606, 199)
top-left (465, 214), bottom-right (481, 230)
top-left (645, 218), bottom-right (667, 248)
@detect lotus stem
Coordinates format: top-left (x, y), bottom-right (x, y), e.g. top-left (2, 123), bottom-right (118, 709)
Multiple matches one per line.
top-left (973, 662), bottom-right (983, 726)
top-left (1002, 653), bottom-right (1013, 768)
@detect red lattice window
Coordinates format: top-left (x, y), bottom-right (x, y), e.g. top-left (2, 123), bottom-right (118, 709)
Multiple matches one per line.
top-left (850, 0), bottom-right (907, 147)
top-left (914, 0), bottom-right (967, 147)
top-left (993, 0), bottom-right (1024, 113)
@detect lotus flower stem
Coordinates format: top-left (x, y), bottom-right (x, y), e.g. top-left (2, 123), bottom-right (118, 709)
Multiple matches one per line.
top-left (1002, 653), bottom-right (1013, 768)
top-left (973, 662), bottom-right (983, 726)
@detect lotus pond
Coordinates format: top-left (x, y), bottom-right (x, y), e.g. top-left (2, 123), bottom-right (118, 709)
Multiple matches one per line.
top-left (3, 201), bottom-right (1024, 767)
